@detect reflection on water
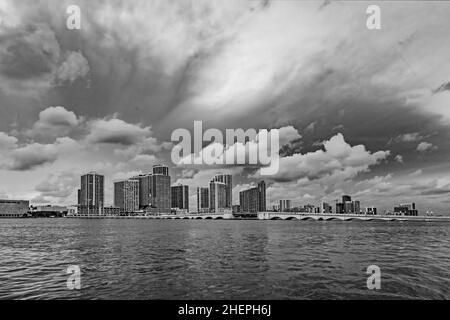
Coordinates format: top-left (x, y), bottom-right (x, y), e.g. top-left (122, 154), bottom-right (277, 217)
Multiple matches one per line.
top-left (0, 219), bottom-right (449, 299)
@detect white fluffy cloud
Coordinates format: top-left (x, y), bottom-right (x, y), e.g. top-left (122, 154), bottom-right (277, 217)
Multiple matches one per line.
top-left (56, 51), bottom-right (90, 83)
top-left (261, 133), bottom-right (390, 182)
top-left (26, 106), bottom-right (81, 138)
top-left (416, 141), bottom-right (436, 153)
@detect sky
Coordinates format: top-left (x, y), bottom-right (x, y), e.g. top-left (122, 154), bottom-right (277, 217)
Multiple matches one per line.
top-left (1, 0), bottom-right (450, 214)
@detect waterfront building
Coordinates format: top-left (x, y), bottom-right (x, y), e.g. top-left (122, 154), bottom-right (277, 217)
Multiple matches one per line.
top-left (67, 205), bottom-right (78, 216)
top-left (336, 195), bottom-right (362, 214)
top-left (171, 184), bottom-right (189, 212)
top-left (342, 195), bottom-right (352, 203)
top-left (114, 179), bottom-right (139, 214)
top-left (133, 174), bottom-right (153, 209)
top-left (80, 172), bottom-right (104, 215)
top-left (365, 207), bottom-right (378, 215)
top-left (304, 204), bottom-right (315, 213)
top-left (279, 200), bottom-right (291, 212)
top-left (394, 203), bottom-right (418, 216)
top-left (213, 174), bottom-right (232, 208)
top-left (239, 181), bottom-right (267, 213)
top-left (153, 164), bottom-right (169, 176)
top-left (320, 202), bottom-right (333, 214)
top-left (197, 187), bottom-right (209, 213)
top-left (209, 181), bottom-right (227, 213)
top-left (353, 201), bottom-right (361, 214)
top-left (104, 206), bottom-right (121, 216)
top-left (152, 165), bottom-right (171, 213)
top-left (30, 205), bottom-right (67, 218)
top-left (0, 200), bottom-right (29, 218)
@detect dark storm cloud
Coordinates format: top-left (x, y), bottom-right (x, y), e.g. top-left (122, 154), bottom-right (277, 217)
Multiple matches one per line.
top-left (0, 24), bottom-right (59, 80)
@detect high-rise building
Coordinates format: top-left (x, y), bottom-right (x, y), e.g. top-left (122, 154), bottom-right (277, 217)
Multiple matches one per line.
top-left (342, 195), bottom-right (352, 203)
top-left (133, 174), bottom-right (153, 209)
top-left (197, 187), bottom-right (209, 213)
top-left (114, 179), bottom-right (139, 213)
top-left (153, 164), bottom-right (169, 176)
top-left (239, 181), bottom-right (267, 213)
top-left (209, 181), bottom-right (227, 213)
top-left (171, 184), bottom-right (189, 212)
top-left (80, 173), bottom-right (104, 215)
top-left (152, 165), bottom-right (171, 213)
top-left (320, 202), bottom-right (333, 213)
top-left (353, 201), bottom-right (361, 214)
top-left (344, 201), bottom-right (353, 213)
top-left (394, 203), bottom-right (418, 216)
top-left (213, 174), bottom-right (232, 208)
top-left (279, 200), bottom-right (291, 212)
top-left (258, 181), bottom-right (266, 212)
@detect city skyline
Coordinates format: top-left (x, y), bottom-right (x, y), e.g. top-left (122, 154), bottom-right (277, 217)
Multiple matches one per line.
top-left (1, 1), bottom-right (450, 214)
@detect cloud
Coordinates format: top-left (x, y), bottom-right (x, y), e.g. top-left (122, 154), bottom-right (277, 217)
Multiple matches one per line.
top-left (26, 106), bottom-right (81, 138)
top-left (8, 143), bottom-right (59, 170)
top-left (394, 155), bottom-right (404, 163)
top-left (259, 133), bottom-right (390, 183)
top-left (0, 131), bottom-right (18, 149)
top-left (0, 20), bottom-right (89, 95)
top-left (394, 132), bottom-right (424, 143)
top-left (86, 117), bottom-right (152, 146)
top-left (416, 142), bottom-right (436, 153)
top-left (0, 136), bottom-right (78, 171)
top-left (35, 171), bottom-right (78, 199)
top-left (56, 51), bottom-right (90, 83)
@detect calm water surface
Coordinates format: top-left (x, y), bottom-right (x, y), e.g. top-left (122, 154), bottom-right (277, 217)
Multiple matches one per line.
top-left (0, 219), bottom-right (449, 299)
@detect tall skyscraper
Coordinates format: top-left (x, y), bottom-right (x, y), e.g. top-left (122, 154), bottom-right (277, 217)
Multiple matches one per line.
top-left (342, 195), bottom-right (352, 203)
top-left (320, 202), bottom-right (332, 213)
top-left (197, 187), bottom-right (209, 213)
top-left (209, 181), bottom-right (227, 213)
top-left (133, 174), bottom-right (153, 209)
top-left (279, 200), bottom-right (291, 212)
top-left (171, 184), bottom-right (189, 212)
top-left (213, 174), bottom-right (232, 208)
top-left (114, 179), bottom-right (139, 213)
top-left (152, 165), bottom-right (171, 213)
top-left (80, 173), bottom-right (104, 215)
top-left (153, 164), bottom-right (169, 176)
top-left (239, 181), bottom-right (266, 213)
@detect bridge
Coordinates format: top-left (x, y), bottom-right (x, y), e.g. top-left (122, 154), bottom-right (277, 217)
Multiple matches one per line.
top-left (69, 212), bottom-right (234, 220)
top-left (257, 212), bottom-right (450, 222)
top-left (68, 212), bottom-right (450, 222)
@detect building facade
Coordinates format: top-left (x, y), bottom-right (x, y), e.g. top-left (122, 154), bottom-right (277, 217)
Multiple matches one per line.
top-left (239, 181), bottom-right (267, 213)
top-left (209, 181), bottom-right (227, 213)
top-left (213, 174), bottom-right (232, 208)
top-left (80, 173), bottom-right (104, 215)
top-left (114, 179), bottom-right (140, 214)
top-left (151, 165), bottom-right (171, 213)
top-left (171, 184), bottom-right (189, 212)
top-left (133, 174), bottom-right (153, 209)
top-left (394, 203), bottom-right (418, 216)
top-left (279, 199), bottom-right (291, 212)
top-left (197, 187), bottom-right (209, 213)
top-left (0, 200), bottom-right (29, 218)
